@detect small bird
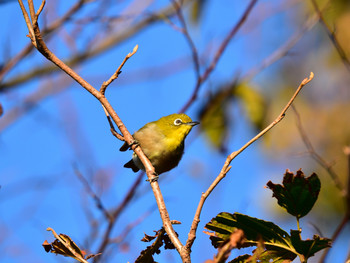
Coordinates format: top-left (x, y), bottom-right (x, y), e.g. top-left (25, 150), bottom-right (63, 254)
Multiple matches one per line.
top-left (120, 113), bottom-right (199, 175)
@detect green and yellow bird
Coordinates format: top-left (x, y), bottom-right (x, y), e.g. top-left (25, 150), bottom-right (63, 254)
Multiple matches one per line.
top-left (120, 113), bottom-right (199, 175)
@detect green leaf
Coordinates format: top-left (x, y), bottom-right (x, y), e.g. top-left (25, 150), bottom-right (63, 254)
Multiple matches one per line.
top-left (190, 0), bottom-right (208, 23)
top-left (234, 82), bottom-right (267, 131)
top-left (290, 230), bottom-right (331, 259)
top-left (266, 169), bottom-right (321, 218)
top-left (198, 88), bottom-right (230, 153)
top-left (204, 212), bottom-right (297, 262)
top-left (228, 254), bottom-right (250, 263)
top-left (198, 81), bottom-right (266, 152)
top-left (205, 212), bottom-right (331, 262)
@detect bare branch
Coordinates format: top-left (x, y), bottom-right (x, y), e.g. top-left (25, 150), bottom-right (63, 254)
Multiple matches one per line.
top-left (93, 171), bottom-right (144, 262)
top-left (2, 0), bottom-right (192, 91)
top-left (180, 0), bottom-right (258, 113)
top-left (171, 0), bottom-right (200, 80)
top-left (100, 44), bottom-right (138, 95)
top-left (319, 146), bottom-right (350, 262)
top-left (18, 0), bottom-right (36, 46)
top-left (18, 2), bottom-right (186, 260)
top-left (185, 72), bottom-right (314, 251)
top-left (33, 0), bottom-right (46, 25)
top-left (74, 166), bottom-right (111, 221)
top-left (310, 0), bottom-right (350, 72)
top-left (0, 0), bottom-right (88, 83)
top-left (292, 105), bottom-right (345, 195)
top-left (243, 12), bottom-right (319, 80)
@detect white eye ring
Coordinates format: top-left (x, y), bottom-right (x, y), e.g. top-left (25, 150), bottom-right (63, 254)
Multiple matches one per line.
top-left (174, 118), bottom-right (182, 125)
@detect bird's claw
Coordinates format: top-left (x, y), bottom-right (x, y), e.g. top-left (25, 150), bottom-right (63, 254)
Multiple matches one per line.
top-left (146, 173), bottom-right (159, 182)
top-left (128, 139), bottom-right (139, 149)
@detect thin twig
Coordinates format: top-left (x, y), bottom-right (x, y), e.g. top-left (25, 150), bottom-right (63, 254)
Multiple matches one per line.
top-left (100, 44), bottom-right (138, 140)
top-left (93, 171), bottom-right (144, 262)
top-left (111, 208), bottom-right (154, 244)
top-left (310, 0), bottom-right (350, 72)
top-left (171, 0), bottom-right (200, 80)
top-left (292, 105), bottom-right (345, 195)
top-left (73, 166), bottom-right (111, 221)
top-left (2, 0), bottom-right (193, 91)
top-left (243, 12), bottom-right (319, 80)
top-left (33, 0), bottom-right (46, 25)
top-left (214, 229), bottom-right (245, 263)
top-left (0, 0), bottom-right (87, 83)
top-left (319, 146), bottom-right (350, 262)
top-left (18, 1), bottom-right (186, 261)
top-left (185, 72), bottom-right (314, 251)
top-left (18, 0), bottom-right (36, 46)
top-left (100, 44), bottom-right (138, 95)
top-left (180, 0), bottom-right (258, 113)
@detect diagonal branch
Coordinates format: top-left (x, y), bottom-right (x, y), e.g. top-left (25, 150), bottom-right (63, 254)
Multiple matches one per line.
top-left (18, 1), bottom-right (186, 261)
top-left (171, 0), bottom-right (200, 80)
top-left (2, 0), bottom-right (193, 91)
top-left (292, 105), bottom-right (345, 195)
top-left (100, 44), bottom-right (139, 95)
top-left (310, 0), bottom-right (350, 72)
top-left (180, 0), bottom-right (259, 113)
top-left (0, 0), bottom-right (88, 83)
top-left (185, 72), bottom-right (314, 251)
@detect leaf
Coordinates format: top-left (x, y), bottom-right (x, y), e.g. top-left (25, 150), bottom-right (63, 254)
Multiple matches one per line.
top-left (43, 234), bottom-right (85, 261)
top-left (290, 230), bottom-right (331, 259)
top-left (190, 0), bottom-right (208, 23)
top-left (205, 212), bottom-right (331, 262)
top-left (198, 87), bottom-right (231, 153)
top-left (44, 228), bottom-right (100, 262)
top-left (42, 240), bottom-right (52, 253)
top-left (228, 254), bottom-right (250, 263)
top-left (204, 212), bottom-right (297, 262)
top-left (141, 233), bottom-right (157, 242)
top-left (198, 81), bottom-right (266, 152)
top-left (234, 82), bottom-right (266, 131)
top-left (266, 169), bottom-right (321, 218)
top-left (205, 212), bottom-right (292, 249)
top-left (136, 228), bottom-right (177, 263)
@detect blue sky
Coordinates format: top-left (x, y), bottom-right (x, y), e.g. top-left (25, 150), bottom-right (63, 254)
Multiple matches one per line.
top-left (0, 1), bottom-right (348, 262)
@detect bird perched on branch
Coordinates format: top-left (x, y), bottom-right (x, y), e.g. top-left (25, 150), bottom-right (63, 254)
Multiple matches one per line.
top-left (120, 113), bottom-right (199, 176)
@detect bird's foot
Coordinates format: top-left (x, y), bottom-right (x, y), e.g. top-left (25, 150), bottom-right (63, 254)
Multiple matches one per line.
top-left (128, 139), bottom-right (139, 149)
top-left (146, 172), bottom-right (159, 182)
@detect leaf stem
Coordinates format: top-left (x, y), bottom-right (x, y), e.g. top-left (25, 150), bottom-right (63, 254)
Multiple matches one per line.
top-left (296, 216), bottom-right (301, 233)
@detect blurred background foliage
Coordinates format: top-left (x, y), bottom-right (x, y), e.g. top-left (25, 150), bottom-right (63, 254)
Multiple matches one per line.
top-left (1, 0), bottom-right (350, 262)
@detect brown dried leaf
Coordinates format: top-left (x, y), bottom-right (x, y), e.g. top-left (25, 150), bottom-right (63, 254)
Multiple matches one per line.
top-left (42, 240), bottom-right (52, 253)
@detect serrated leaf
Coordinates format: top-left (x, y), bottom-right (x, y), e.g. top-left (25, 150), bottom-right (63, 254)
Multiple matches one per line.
top-left (290, 230), bottom-right (331, 259)
top-left (205, 212), bottom-right (293, 249)
top-left (266, 169), bottom-right (321, 218)
top-left (205, 212), bottom-right (330, 262)
top-left (205, 212), bottom-right (297, 262)
top-left (234, 82), bottom-right (266, 131)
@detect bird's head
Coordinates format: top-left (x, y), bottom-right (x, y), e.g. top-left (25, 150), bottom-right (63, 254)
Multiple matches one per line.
top-left (156, 113), bottom-right (199, 140)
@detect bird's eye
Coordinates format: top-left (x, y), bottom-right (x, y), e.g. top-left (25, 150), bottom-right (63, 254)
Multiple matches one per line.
top-left (174, 119), bottom-right (182, 125)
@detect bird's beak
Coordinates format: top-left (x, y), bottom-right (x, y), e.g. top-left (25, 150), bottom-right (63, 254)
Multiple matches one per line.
top-left (186, 121), bottom-right (200, 126)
